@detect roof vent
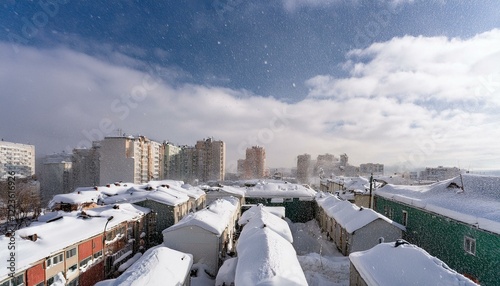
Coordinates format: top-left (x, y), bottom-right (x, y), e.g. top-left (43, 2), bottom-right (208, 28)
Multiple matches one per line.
top-left (394, 239), bottom-right (409, 247)
top-left (21, 234), bottom-right (38, 242)
top-left (113, 205), bottom-right (120, 209)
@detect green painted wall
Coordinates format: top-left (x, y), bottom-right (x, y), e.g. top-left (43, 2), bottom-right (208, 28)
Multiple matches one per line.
top-left (244, 198), bottom-right (315, 223)
top-left (375, 196), bottom-right (500, 286)
top-left (135, 200), bottom-right (175, 245)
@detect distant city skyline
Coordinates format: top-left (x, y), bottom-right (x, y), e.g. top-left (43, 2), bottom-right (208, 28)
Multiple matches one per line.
top-left (1, 1), bottom-right (500, 172)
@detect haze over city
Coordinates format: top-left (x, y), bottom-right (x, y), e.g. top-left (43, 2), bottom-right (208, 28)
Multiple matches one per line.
top-left (1, 1), bottom-right (500, 172)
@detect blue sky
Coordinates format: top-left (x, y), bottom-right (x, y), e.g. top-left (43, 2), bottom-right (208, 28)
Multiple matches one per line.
top-left (1, 0), bottom-right (500, 172)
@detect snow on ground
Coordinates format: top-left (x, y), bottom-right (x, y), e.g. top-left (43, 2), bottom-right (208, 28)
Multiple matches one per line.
top-left (288, 219), bottom-right (350, 286)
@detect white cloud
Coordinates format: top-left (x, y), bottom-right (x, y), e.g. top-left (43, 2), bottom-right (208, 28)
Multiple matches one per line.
top-left (1, 29), bottom-right (500, 173)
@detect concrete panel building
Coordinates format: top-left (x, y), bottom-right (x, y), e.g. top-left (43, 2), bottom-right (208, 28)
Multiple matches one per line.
top-left (0, 140), bottom-right (35, 179)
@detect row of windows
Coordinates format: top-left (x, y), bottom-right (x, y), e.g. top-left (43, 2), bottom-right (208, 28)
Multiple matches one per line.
top-left (46, 253), bottom-right (64, 268)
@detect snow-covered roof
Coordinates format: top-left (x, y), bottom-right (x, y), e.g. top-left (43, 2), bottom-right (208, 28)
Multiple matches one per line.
top-left (244, 181), bottom-right (316, 198)
top-left (101, 186), bottom-right (190, 207)
top-left (238, 205), bottom-right (293, 243)
top-left (240, 205), bottom-right (285, 224)
top-left (349, 241), bottom-right (478, 286)
top-left (163, 196), bottom-right (240, 236)
top-left (235, 226), bottom-right (307, 286)
top-left (316, 192), bottom-right (405, 233)
top-left (0, 204), bottom-right (150, 280)
top-left (376, 174), bottom-right (500, 234)
top-left (215, 257), bottom-right (238, 286)
top-left (202, 185), bottom-right (246, 197)
top-left (95, 245), bottom-right (193, 286)
top-left (49, 180), bottom-right (192, 209)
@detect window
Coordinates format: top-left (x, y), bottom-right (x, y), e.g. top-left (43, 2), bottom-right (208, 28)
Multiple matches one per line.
top-left (66, 248), bottom-right (77, 259)
top-left (46, 257), bottom-right (52, 268)
top-left (67, 279), bottom-right (79, 286)
top-left (68, 264), bottom-right (77, 272)
top-left (52, 253), bottom-right (64, 265)
top-left (402, 210), bottom-right (408, 226)
top-left (79, 256), bottom-right (92, 269)
top-left (0, 274), bottom-right (24, 286)
top-left (46, 276), bottom-right (55, 286)
top-left (93, 250), bottom-right (103, 260)
top-left (464, 236), bottom-right (476, 255)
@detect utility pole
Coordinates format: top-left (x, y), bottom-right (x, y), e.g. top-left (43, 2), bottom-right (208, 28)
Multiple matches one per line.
top-left (369, 173), bottom-right (373, 209)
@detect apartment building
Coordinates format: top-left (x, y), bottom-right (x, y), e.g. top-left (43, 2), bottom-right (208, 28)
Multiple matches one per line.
top-left (238, 146), bottom-right (266, 179)
top-left (194, 138), bottom-right (225, 182)
top-left (98, 136), bottom-right (162, 185)
top-left (0, 140), bottom-right (35, 179)
top-left (296, 154), bottom-right (311, 184)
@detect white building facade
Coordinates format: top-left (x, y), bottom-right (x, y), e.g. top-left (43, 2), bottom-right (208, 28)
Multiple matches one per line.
top-left (0, 140), bottom-right (35, 179)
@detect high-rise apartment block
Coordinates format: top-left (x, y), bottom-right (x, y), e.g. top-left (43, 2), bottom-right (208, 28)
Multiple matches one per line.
top-left (72, 146), bottom-right (100, 189)
top-left (39, 152), bottom-right (73, 204)
top-left (0, 140), bottom-right (35, 179)
top-left (194, 138), bottom-right (226, 182)
top-left (296, 154), bottom-right (311, 184)
top-left (99, 136), bottom-right (163, 185)
top-left (238, 146), bottom-right (266, 179)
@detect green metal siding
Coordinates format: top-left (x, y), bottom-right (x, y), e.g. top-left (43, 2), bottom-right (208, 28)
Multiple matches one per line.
top-left (375, 196), bottom-right (500, 285)
top-left (244, 198), bottom-right (315, 223)
top-left (135, 200), bottom-right (176, 245)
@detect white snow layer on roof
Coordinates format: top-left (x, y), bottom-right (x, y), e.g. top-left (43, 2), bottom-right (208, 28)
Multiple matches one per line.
top-left (376, 174), bottom-right (500, 234)
top-left (244, 181), bottom-right (316, 198)
top-left (215, 257), bottom-right (238, 286)
top-left (349, 241), bottom-right (478, 286)
top-left (163, 196), bottom-right (239, 236)
top-left (49, 180), bottom-right (194, 208)
top-left (95, 245), bottom-right (193, 286)
top-left (316, 192), bottom-right (404, 233)
top-left (0, 204), bottom-right (149, 279)
top-left (238, 206), bottom-right (293, 243)
top-left (239, 205), bottom-right (285, 225)
top-left (202, 185), bottom-right (246, 197)
top-left (235, 226), bottom-right (307, 286)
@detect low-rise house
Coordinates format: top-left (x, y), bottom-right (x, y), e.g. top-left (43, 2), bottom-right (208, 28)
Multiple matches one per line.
top-left (243, 180), bottom-right (317, 223)
top-left (0, 203), bottom-right (150, 286)
top-left (94, 245), bottom-right (193, 286)
top-left (162, 196), bottom-right (240, 276)
top-left (99, 185), bottom-right (190, 246)
top-left (146, 180), bottom-right (207, 212)
top-left (349, 240), bottom-right (478, 286)
top-left (316, 192), bottom-right (405, 256)
top-left (202, 184), bottom-right (246, 206)
top-left (218, 206), bottom-right (307, 286)
top-left (374, 174), bottom-right (500, 285)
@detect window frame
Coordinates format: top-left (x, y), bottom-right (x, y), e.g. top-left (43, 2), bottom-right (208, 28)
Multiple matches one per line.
top-left (464, 236), bottom-right (476, 256)
top-left (402, 210), bottom-right (408, 226)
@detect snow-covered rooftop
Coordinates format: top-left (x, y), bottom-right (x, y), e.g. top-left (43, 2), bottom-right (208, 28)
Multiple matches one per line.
top-left (49, 180), bottom-right (194, 209)
top-left (201, 185), bottom-right (246, 197)
top-left (239, 205), bottom-right (285, 224)
top-left (95, 245), bottom-right (193, 286)
top-left (235, 226), bottom-right (307, 286)
top-left (349, 240), bottom-right (478, 286)
top-left (244, 181), bottom-right (316, 198)
top-left (0, 203), bottom-right (150, 280)
top-left (376, 174), bottom-right (500, 234)
top-left (316, 192), bottom-right (405, 233)
top-left (163, 196), bottom-right (240, 236)
top-left (238, 205), bottom-right (293, 243)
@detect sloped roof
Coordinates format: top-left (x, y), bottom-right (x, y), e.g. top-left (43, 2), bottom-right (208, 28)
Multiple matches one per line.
top-left (316, 192), bottom-right (405, 233)
top-left (238, 205), bottom-right (293, 243)
top-left (244, 181), bottom-right (316, 198)
top-left (235, 226), bottom-right (307, 286)
top-left (376, 174), bottom-right (500, 234)
top-left (95, 245), bottom-right (193, 286)
top-left (0, 204), bottom-right (149, 280)
top-left (163, 196), bottom-right (239, 236)
top-left (349, 241), bottom-right (478, 286)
